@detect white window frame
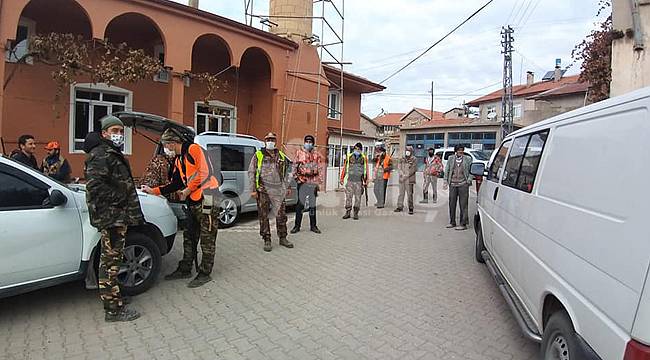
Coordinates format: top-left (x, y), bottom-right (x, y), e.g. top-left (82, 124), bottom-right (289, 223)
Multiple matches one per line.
top-left (6, 17), bottom-right (36, 64)
top-left (328, 90), bottom-right (341, 120)
top-left (153, 44), bottom-right (169, 83)
top-left (194, 100), bottom-right (237, 134)
top-left (486, 105), bottom-right (497, 120)
top-left (513, 103), bottom-right (523, 118)
top-left (69, 83), bottom-right (133, 154)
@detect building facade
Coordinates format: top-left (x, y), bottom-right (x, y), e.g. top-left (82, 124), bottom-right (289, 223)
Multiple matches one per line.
top-left (0, 0), bottom-right (383, 179)
top-left (467, 73), bottom-right (589, 128)
top-left (611, 0), bottom-right (650, 97)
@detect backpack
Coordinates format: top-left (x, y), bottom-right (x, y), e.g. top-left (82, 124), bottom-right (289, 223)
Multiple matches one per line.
top-left (180, 143), bottom-right (223, 189)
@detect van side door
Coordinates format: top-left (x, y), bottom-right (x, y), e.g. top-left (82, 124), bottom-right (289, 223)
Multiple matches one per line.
top-left (479, 140), bottom-right (512, 253)
top-left (492, 130), bottom-right (549, 308)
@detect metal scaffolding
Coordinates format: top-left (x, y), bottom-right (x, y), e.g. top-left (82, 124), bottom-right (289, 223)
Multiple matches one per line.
top-left (245, 0), bottom-right (346, 188)
top-left (501, 25), bottom-right (514, 139)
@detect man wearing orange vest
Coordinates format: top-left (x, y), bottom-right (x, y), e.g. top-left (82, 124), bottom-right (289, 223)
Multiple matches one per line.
top-left (142, 129), bottom-right (219, 288)
top-left (373, 142), bottom-right (392, 208)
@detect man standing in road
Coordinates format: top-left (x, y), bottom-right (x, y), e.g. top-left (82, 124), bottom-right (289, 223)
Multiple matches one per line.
top-left (248, 132), bottom-right (294, 252)
top-left (444, 145), bottom-right (473, 230)
top-left (84, 116), bottom-right (143, 322)
top-left (394, 145), bottom-right (417, 215)
top-left (373, 142), bottom-right (392, 209)
top-left (10, 134), bottom-right (39, 170)
top-left (291, 134), bottom-right (324, 234)
top-left (420, 148), bottom-right (443, 204)
top-left (41, 141), bottom-right (72, 183)
top-left (142, 129), bottom-right (220, 288)
top-left (340, 142), bottom-right (368, 220)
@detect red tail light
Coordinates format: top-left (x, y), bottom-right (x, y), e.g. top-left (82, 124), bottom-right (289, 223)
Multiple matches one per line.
top-left (625, 340), bottom-right (650, 360)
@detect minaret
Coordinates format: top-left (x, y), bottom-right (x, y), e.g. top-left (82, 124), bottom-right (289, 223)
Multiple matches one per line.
top-left (269, 0), bottom-right (313, 41)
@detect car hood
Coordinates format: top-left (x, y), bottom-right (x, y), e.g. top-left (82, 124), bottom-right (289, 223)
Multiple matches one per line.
top-left (112, 111), bottom-right (195, 143)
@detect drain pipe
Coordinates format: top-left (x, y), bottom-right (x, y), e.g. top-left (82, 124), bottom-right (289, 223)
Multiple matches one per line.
top-left (630, 0), bottom-right (645, 51)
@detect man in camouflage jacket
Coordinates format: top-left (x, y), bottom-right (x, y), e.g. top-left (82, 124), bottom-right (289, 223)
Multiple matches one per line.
top-left (248, 132), bottom-right (294, 252)
top-left (394, 145), bottom-right (418, 215)
top-left (84, 116), bottom-right (144, 322)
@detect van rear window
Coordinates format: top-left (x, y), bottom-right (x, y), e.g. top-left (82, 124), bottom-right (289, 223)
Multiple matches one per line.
top-left (501, 130), bottom-right (549, 193)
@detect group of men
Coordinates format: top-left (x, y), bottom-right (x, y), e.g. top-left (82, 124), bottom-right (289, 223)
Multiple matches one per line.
top-left (10, 116), bottom-right (474, 323)
top-left (337, 141), bottom-right (473, 231)
top-left (9, 134), bottom-right (72, 183)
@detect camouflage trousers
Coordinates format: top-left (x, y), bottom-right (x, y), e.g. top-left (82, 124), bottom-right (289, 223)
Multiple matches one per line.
top-left (99, 226), bottom-right (127, 311)
top-left (344, 181), bottom-right (364, 210)
top-left (422, 174), bottom-right (438, 201)
top-left (178, 202), bottom-right (218, 275)
top-left (397, 182), bottom-right (414, 210)
top-left (257, 190), bottom-right (287, 240)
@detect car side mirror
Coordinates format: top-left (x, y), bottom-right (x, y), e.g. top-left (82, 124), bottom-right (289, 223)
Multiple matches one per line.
top-left (46, 189), bottom-right (68, 207)
top-left (470, 163), bottom-right (486, 177)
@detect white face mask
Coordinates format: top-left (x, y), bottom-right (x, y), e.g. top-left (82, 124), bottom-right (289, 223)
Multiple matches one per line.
top-left (405, 151), bottom-right (411, 157)
top-left (163, 147), bottom-right (176, 157)
top-left (110, 134), bottom-right (125, 148)
top-left (265, 141), bottom-right (276, 150)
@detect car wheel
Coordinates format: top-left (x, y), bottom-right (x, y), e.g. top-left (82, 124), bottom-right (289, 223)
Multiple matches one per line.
top-left (541, 311), bottom-right (582, 360)
top-left (219, 194), bottom-right (240, 228)
top-left (475, 226), bottom-right (486, 263)
top-left (118, 233), bottom-right (161, 296)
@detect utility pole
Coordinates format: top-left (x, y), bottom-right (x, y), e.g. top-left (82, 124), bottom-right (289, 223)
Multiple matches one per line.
top-left (501, 26), bottom-right (514, 139)
top-left (430, 81), bottom-right (434, 122)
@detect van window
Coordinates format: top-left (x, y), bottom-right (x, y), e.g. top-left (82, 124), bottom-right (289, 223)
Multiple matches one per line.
top-left (516, 130), bottom-right (549, 192)
top-left (487, 140), bottom-right (512, 182)
top-left (502, 135), bottom-right (529, 188)
top-left (207, 145), bottom-right (256, 172)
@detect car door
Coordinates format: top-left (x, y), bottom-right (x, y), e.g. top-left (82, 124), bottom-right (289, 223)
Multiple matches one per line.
top-left (0, 164), bottom-right (83, 289)
top-left (479, 139), bottom-right (512, 254)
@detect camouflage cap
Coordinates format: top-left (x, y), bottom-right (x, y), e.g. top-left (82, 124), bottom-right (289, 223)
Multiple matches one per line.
top-left (100, 115), bottom-right (124, 131)
top-left (264, 132), bottom-right (277, 140)
top-left (161, 128), bottom-right (184, 144)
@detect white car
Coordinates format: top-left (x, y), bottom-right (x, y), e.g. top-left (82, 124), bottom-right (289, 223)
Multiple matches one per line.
top-left (471, 87), bottom-right (650, 359)
top-left (0, 155), bottom-right (177, 299)
top-left (434, 147), bottom-right (492, 169)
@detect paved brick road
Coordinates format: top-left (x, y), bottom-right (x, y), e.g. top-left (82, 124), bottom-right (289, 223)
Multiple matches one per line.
top-left (0, 182), bottom-right (538, 359)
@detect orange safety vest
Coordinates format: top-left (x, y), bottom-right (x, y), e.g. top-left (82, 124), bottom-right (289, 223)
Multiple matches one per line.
top-left (376, 154), bottom-right (391, 180)
top-left (176, 144), bottom-right (219, 202)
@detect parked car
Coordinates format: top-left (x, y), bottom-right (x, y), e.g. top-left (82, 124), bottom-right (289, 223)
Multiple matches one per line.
top-left (113, 111), bottom-right (298, 229)
top-left (434, 147), bottom-right (492, 169)
top-left (470, 87), bottom-right (650, 359)
top-left (0, 155), bottom-right (177, 299)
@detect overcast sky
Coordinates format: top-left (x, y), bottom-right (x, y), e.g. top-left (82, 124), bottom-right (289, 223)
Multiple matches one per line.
top-left (172, 0), bottom-right (607, 117)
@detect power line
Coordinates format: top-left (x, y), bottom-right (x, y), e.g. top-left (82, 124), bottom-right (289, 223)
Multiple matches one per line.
top-left (505, 0), bottom-right (522, 24)
top-left (519, 0), bottom-right (542, 30)
top-left (378, 0), bottom-right (494, 84)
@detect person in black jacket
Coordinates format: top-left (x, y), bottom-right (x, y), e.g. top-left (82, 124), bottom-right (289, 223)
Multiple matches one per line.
top-left (10, 134), bottom-right (39, 171)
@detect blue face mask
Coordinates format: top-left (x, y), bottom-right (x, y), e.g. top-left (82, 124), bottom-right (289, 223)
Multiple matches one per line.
top-left (304, 143), bottom-right (314, 151)
top-left (353, 150), bottom-right (361, 156)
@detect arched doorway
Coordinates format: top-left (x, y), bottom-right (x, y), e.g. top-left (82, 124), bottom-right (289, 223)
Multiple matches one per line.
top-left (238, 47), bottom-right (274, 140)
top-left (187, 34), bottom-right (236, 133)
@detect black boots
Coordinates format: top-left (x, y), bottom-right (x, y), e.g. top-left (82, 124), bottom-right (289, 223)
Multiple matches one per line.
top-left (279, 238), bottom-right (294, 248)
top-left (105, 307), bottom-right (140, 322)
top-left (353, 207), bottom-right (360, 220)
top-left (263, 238), bottom-right (272, 252)
top-left (187, 273), bottom-right (212, 288)
top-left (342, 209), bottom-right (351, 219)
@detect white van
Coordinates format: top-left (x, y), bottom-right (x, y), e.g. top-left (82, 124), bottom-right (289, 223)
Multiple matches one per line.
top-left (471, 87), bottom-right (650, 360)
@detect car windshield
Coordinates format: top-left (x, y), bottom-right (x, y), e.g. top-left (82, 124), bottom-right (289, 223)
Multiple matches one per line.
top-left (470, 150), bottom-right (491, 161)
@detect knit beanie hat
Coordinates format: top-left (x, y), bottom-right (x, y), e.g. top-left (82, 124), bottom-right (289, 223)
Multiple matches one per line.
top-left (100, 115), bottom-right (124, 130)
